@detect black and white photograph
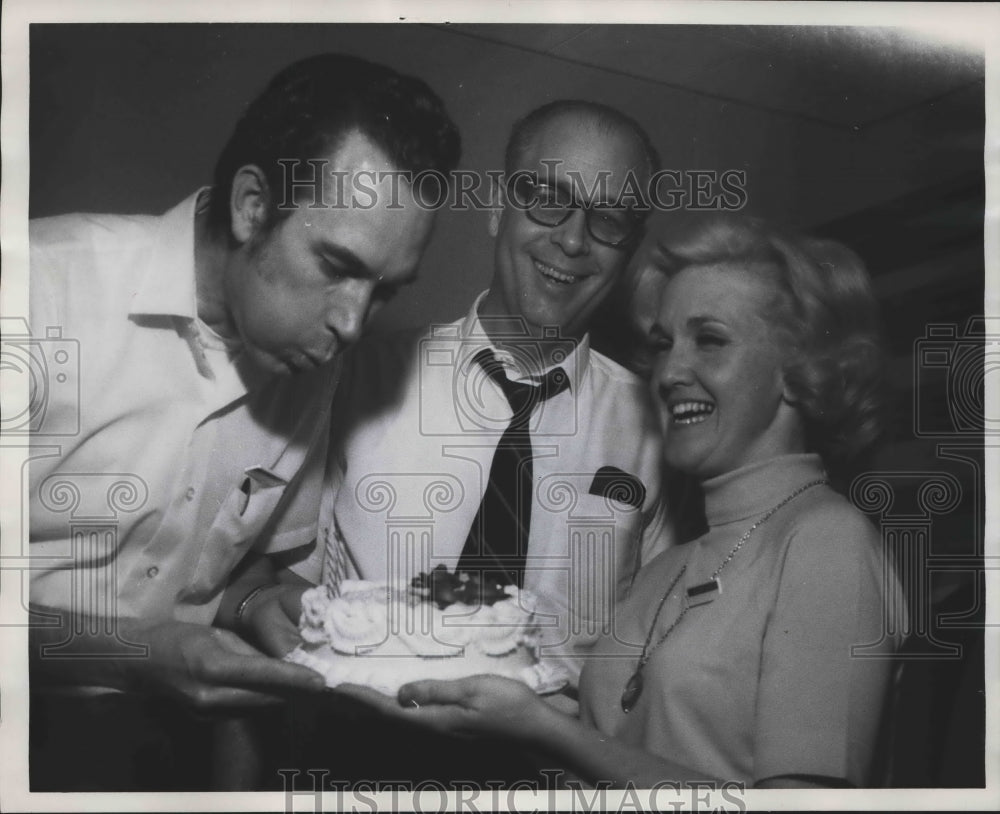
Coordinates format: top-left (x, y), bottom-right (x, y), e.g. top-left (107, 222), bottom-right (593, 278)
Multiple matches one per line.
top-left (0, 1), bottom-right (995, 811)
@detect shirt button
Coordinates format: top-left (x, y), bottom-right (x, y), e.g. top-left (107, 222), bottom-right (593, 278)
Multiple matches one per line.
top-left (185, 487), bottom-right (196, 501)
top-left (146, 566), bottom-right (159, 578)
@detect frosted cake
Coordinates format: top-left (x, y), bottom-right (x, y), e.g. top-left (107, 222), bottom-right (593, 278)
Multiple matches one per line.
top-left (286, 567), bottom-right (565, 695)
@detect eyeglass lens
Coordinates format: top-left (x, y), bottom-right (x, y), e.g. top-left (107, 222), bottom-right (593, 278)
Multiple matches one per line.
top-left (510, 176), bottom-right (639, 247)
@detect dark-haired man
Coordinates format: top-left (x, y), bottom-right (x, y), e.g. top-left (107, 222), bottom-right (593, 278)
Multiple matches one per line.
top-left (297, 101), bottom-right (670, 692)
top-left (28, 54), bottom-right (460, 711)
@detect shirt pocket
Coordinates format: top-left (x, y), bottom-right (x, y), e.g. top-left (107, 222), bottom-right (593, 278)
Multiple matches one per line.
top-left (177, 471), bottom-right (289, 604)
top-left (533, 472), bottom-right (646, 632)
top-left (535, 471), bottom-right (645, 537)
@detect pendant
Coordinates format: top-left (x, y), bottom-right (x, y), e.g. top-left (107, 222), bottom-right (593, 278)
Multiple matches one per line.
top-left (620, 670), bottom-right (644, 713)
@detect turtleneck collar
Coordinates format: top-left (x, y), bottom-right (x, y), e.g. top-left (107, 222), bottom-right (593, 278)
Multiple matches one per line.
top-left (702, 454), bottom-right (827, 526)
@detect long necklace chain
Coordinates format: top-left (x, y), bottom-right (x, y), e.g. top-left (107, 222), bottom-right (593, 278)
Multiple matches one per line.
top-left (620, 478), bottom-right (828, 713)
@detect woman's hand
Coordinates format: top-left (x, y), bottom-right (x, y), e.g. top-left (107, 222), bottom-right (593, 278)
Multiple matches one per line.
top-left (402, 676), bottom-right (545, 739)
top-left (335, 676), bottom-right (708, 788)
top-left (335, 676), bottom-right (551, 741)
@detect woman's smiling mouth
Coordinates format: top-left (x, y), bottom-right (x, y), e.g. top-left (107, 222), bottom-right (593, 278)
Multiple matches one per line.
top-left (670, 400), bottom-right (716, 425)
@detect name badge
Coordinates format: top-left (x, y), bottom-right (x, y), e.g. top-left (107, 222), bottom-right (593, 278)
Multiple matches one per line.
top-left (685, 578), bottom-right (721, 608)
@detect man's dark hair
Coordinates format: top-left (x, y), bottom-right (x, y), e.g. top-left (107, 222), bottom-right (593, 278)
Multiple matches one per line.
top-left (503, 99), bottom-right (660, 180)
top-left (208, 53), bottom-right (461, 236)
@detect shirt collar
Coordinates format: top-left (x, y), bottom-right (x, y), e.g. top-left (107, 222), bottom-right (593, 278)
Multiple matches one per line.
top-left (128, 188), bottom-right (210, 319)
top-left (454, 290), bottom-right (590, 392)
top-left (702, 453), bottom-right (828, 526)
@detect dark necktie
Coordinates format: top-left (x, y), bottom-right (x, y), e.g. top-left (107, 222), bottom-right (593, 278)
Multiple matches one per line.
top-left (457, 348), bottom-right (569, 588)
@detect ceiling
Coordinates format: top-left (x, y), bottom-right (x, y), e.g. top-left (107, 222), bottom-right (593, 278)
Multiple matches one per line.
top-left (439, 24), bottom-right (984, 132)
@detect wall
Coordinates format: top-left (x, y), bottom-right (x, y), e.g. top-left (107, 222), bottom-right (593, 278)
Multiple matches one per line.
top-left (29, 23), bottom-right (983, 331)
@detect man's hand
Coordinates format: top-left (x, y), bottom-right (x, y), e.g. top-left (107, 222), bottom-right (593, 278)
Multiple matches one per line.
top-left (29, 604), bottom-right (327, 708)
top-left (216, 552), bottom-right (311, 658)
top-left (238, 583), bottom-right (309, 658)
top-left (130, 618), bottom-right (325, 707)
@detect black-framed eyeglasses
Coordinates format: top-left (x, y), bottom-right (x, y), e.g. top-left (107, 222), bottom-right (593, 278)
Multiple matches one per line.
top-left (507, 174), bottom-right (644, 249)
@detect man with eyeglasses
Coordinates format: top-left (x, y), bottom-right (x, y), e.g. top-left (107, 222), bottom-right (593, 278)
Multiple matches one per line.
top-left (289, 101), bottom-right (670, 713)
